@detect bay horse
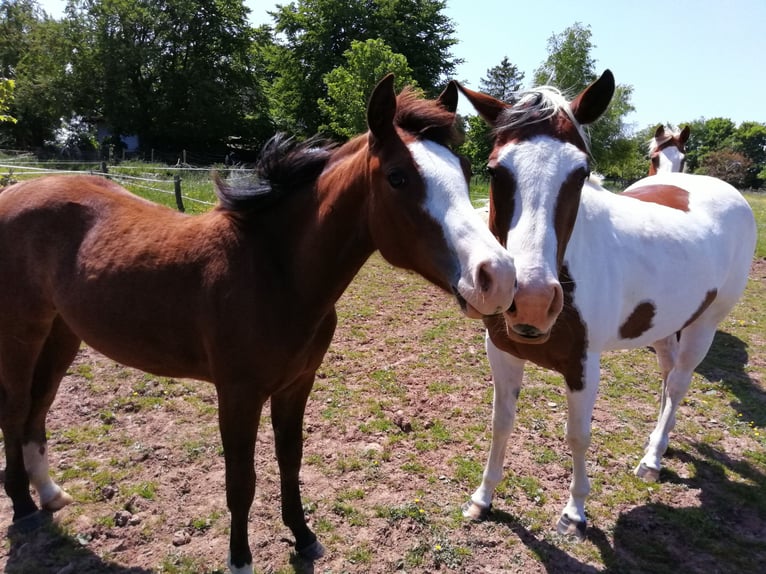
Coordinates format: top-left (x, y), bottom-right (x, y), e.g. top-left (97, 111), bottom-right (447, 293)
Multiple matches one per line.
top-left (455, 70), bottom-right (756, 538)
top-left (649, 124), bottom-right (690, 174)
top-left (0, 75), bottom-right (518, 573)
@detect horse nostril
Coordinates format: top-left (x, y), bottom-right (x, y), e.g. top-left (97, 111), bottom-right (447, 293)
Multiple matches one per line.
top-left (477, 263), bottom-right (492, 293)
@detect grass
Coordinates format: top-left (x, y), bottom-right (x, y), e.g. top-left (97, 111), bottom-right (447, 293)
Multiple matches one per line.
top-left (0, 170), bottom-right (763, 572)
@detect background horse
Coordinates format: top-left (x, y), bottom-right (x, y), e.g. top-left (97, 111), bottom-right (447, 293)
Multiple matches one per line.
top-left (0, 75), bottom-right (517, 574)
top-left (455, 71), bottom-right (756, 538)
top-left (649, 124), bottom-right (690, 174)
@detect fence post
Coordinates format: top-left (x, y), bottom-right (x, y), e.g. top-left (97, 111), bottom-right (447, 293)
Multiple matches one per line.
top-left (173, 175), bottom-right (185, 212)
top-left (101, 161), bottom-right (108, 174)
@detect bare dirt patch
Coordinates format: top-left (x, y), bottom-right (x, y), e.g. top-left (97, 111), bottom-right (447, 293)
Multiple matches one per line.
top-left (2, 256), bottom-right (765, 573)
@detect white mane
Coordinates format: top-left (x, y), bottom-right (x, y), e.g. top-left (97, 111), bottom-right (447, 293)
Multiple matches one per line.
top-left (495, 86), bottom-right (592, 154)
top-left (648, 127), bottom-right (679, 154)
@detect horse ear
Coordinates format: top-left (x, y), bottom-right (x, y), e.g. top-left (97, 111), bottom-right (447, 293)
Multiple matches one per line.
top-left (438, 81), bottom-right (459, 114)
top-left (367, 74), bottom-right (397, 144)
top-left (654, 125), bottom-right (666, 139)
top-left (456, 82), bottom-right (508, 126)
top-left (680, 125), bottom-right (691, 144)
top-left (569, 69), bottom-right (615, 125)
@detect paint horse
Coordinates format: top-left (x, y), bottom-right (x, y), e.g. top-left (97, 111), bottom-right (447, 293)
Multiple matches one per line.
top-left (0, 75), bottom-right (517, 573)
top-left (456, 70), bottom-right (756, 538)
top-left (649, 124), bottom-right (690, 174)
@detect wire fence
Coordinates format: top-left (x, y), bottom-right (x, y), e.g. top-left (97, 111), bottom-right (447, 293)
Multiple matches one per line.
top-left (0, 158), bottom-right (255, 212)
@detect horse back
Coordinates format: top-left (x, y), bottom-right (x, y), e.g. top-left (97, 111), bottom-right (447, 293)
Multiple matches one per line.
top-left (567, 173), bottom-right (755, 351)
top-left (0, 176), bottom-right (231, 378)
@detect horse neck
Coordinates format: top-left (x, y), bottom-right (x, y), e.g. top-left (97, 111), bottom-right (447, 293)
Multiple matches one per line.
top-left (294, 141), bottom-right (376, 310)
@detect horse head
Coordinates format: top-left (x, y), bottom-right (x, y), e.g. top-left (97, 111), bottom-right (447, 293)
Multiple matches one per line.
top-left (457, 70), bottom-right (615, 342)
top-left (649, 124), bottom-right (690, 174)
top-left (364, 74), bottom-right (517, 318)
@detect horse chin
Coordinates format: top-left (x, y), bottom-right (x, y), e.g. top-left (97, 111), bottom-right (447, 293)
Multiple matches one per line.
top-left (461, 301), bottom-right (485, 319)
top-left (508, 330), bottom-right (551, 344)
top-left (453, 289), bottom-right (485, 319)
top-left (505, 321), bottom-right (551, 344)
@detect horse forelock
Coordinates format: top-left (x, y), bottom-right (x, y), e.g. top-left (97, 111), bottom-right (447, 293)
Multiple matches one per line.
top-left (495, 87), bottom-right (591, 154)
top-left (394, 87), bottom-right (463, 147)
top-left (648, 129), bottom-right (684, 154)
top-left (215, 134), bottom-right (335, 213)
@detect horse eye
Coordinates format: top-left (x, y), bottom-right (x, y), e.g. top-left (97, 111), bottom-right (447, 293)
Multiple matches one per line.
top-left (387, 171), bottom-right (407, 188)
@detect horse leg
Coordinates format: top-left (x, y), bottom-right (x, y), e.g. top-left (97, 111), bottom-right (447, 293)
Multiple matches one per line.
top-left (635, 334), bottom-right (678, 481)
top-left (463, 334), bottom-right (526, 521)
top-left (636, 322), bottom-right (717, 482)
top-left (558, 353), bottom-right (600, 540)
top-left (23, 316), bottom-right (81, 512)
top-left (270, 373), bottom-right (324, 560)
top-left (0, 317), bottom-right (53, 524)
top-left (216, 385), bottom-right (264, 574)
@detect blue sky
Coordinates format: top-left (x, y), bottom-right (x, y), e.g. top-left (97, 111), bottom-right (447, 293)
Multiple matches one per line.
top-left (38, 0), bottom-right (765, 132)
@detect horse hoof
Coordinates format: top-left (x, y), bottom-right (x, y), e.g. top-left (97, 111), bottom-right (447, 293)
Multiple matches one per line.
top-left (556, 513), bottom-right (586, 540)
top-left (635, 462), bottom-right (661, 482)
top-left (42, 489), bottom-right (74, 512)
top-left (9, 510), bottom-right (52, 535)
top-left (226, 554), bottom-right (253, 574)
top-left (297, 539), bottom-right (325, 561)
top-left (462, 500), bottom-right (491, 522)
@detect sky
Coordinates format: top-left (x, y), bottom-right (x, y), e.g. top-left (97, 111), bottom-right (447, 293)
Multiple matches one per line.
top-left (37, 0), bottom-right (765, 132)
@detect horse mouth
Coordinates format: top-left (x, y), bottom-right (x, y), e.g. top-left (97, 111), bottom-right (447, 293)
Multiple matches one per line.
top-left (453, 288), bottom-right (498, 319)
top-left (508, 322), bottom-right (551, 344)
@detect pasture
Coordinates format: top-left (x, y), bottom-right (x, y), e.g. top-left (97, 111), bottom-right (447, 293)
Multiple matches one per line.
top-left (0, 173), bottom-right (764, 573)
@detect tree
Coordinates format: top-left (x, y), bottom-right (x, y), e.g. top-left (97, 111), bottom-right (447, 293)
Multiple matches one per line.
top-left (731, 121), bottom-right (766, 188)
top-left (0, 0), bottom-right (42, 78)
top-left (460, 57), bottom-right (525, 176)
top-left (533, 22), bottom-right (595, 91)
top-left (684, 117), bottom-right (736, 173)
top-left (0, 78), bottom-right (15, 124)
top-left (63, 0), bottom-right (259, 155)
top-left (699, 149), bottom-right (752, 188)
top-left (7, 15), bottom-right (74, 146)
top-left (532, 23), bottom-right (634, 172)
top-left (458, 114), bottom-right (493, 177)
top-left (479, 56), bottom-right (524, 102)
top-left (319, 39), bottom-right (416, 139)
top-left (267, 0), bottom-right (460, 136)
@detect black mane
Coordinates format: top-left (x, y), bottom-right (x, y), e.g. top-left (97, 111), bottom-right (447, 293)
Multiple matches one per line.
top-left (214, 134), bottom-right (334, 212)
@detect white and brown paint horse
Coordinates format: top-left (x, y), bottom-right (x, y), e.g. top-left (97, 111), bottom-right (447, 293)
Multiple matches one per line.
top-left (455, 70), bottom-right (756, 537)
top-left (649, 124), bottom-right (690, 174)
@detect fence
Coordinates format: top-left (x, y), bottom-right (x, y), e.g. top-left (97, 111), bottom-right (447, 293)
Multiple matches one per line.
top-left (0, 156), bottom-right (252, 213)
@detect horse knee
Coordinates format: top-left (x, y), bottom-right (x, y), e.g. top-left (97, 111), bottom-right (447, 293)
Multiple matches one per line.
top-left (566, 428), bottom-right (591, 454)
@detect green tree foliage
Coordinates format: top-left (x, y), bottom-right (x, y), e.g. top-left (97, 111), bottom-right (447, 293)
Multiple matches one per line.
top-left (533, 22), bottom-right (595, 91)
top-left (6, 16), bottom-right (74, 146)
top-left (265, 0), bottom-right (460, 135)
top-left (459, 57), bottom-right (525, 176)
top-left (319, 39), bottom-right (415, 139)
top-left (684, 117), bottom-right (735, 173)
top-left (0, 0), bottom-right (42, 77)
top-left (59, 0), bottom-right (260, 154)
top-left (534, 24), bottom-right (634, 172)
top-left (589, 84), bottom-right (635, 174)
top-left (699, 149), bottom-right (752, 188)
top-left (730, 122), bottom-right (766, 188)
top-left (479, 56), bottom-right (524, 103)
top-left (0, 78), bottom-right (16, 124)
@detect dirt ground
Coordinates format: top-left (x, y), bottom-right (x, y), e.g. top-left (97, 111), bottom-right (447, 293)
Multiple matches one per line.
top-left (1, 258), bottom-right (764, 574)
